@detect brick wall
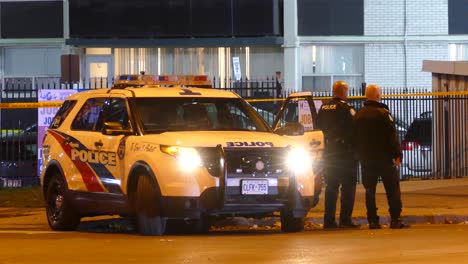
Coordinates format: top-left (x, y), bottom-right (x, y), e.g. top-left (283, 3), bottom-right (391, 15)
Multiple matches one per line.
top-left (365, 0), bottom-right (404, 36)
top-left (365, 0), bottom-right (448, 36)
top-left (365, 43), bottom-right (405, 87)
top-left (406, 0), bottom-right (448, 35)
top-left (365, 43), bottom-right (448, 88)
top-left (406, 43), bottom-right (448, 87)
top-left (364, 0), bottom-right (449, 89)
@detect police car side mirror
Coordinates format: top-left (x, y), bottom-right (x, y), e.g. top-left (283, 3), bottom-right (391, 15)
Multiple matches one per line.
top-left (103, 122), bottom-right (132, 136)
top-left (274, 122), bottom-right (304, 136)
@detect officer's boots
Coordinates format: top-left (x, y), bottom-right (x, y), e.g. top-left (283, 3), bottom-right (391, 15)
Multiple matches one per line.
top-left (390, 218), bottom-right (410, 229)
top-left (368, 217), bottom-right (381, 229)
top-left (339, 219), bottom-right (361, 229)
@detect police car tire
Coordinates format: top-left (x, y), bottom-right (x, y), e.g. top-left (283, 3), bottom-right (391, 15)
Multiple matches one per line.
top-left (135, 174), bottom-right (167, 236)
top-left (45, 172), bottom-right (80, 231)
top-left (280, 212), bottom-right (304, 233)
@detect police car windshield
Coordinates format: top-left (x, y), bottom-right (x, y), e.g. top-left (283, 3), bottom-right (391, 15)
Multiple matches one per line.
top-left (135, 97), bottom-right (271, 133)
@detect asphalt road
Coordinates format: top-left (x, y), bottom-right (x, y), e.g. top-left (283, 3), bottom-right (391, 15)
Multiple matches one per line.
top-left (0, 223), bottom-right (467, 264)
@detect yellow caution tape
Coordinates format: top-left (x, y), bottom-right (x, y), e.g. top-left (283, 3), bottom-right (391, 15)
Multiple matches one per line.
top-left (0, 101), bottom-right (63, 109)
top-left (2, 90), bottom-right (468, 108)
top-left (246, 90), bottom-right (468, 103)
top-left (246, 98), bottom-right (286, 103)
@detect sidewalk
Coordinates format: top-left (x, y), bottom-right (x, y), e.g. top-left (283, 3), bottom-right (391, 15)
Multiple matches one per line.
top-left (307, 177), bottom-right (468, 225)
top-left (1, 178), bottom-right (468, 231)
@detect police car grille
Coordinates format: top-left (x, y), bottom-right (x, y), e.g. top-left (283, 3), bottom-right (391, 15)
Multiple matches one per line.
top-left (224, 148), bottom-right (286, 175)
top-left (198, 147), bottom-right (287, 177)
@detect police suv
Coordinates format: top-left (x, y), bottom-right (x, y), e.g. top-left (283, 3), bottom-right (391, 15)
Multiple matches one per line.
top-left (41, 85), bottom-right (322, 235)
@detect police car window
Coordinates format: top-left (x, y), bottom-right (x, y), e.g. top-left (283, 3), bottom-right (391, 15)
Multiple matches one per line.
top-left (50, 100), bottom-right (77, 129)
top-left (97, 98), bottom-right (131, 131)
top-left (71, 98), bottom-right (105, 131)
top-left (276, 99), bottom-right (315, 132)
top-left (135, 98), bottom-right (270, 133)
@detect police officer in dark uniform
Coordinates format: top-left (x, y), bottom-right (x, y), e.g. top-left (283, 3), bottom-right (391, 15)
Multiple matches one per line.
top-left (316, 80), bottom-right (359, 229)
top-left (275, 71), bottom-right (283, 98)
top-left (354, 84), bottom-right (409, 229)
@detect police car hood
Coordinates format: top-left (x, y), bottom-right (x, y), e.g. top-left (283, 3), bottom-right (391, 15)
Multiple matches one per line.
top-left (142, 131), bottom-right (297, 148)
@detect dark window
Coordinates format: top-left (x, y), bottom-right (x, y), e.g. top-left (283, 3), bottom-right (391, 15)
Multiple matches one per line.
top-left (69, 0), bottom-right (282, 38)
top-left (298, 0), bottom-right (363, 36)
top-left (71, 98), bottom-right (105, 131)
top-left (449, 0), bottom-right (468, 34)
top-left (192, 0), bottom-right (231, 37)
top-left (70, 0), bottom-right (190, 38)
top-left (233, 0), bottom-right (282, 36)
top-left (99, 98), bottom-right (131, 131)
top-left (50, 100), bottom-right (77, 129)
top-left (135, 98), bottom-right (271, 133)
top-left (1, 1), bottom-right (63, 38)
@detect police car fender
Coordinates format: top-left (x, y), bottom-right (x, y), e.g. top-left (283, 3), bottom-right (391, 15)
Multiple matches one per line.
top-left (121, 139), bottom-right (215, 197)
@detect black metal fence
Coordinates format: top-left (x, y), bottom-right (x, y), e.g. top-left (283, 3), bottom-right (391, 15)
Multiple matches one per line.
top-left (0, 77), bottom-right (466, 186)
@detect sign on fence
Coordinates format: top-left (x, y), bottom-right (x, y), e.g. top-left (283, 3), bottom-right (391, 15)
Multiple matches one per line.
top-left (37, 90), bottom-right (77, 176)
top-left (232, 57), bottom-right (241, 81)
top-left (0, 178), bottom-right (22, 188)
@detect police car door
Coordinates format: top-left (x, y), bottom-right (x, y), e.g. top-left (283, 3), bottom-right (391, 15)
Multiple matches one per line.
top-left (92, 96), bottom-right (133, 195)
top-left (65, 96), bottom-right (111, 192)
top-left (273, 92), bottom-right (324, 156)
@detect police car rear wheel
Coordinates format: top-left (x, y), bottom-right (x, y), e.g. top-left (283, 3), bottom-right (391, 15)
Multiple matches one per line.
top-left (135, 174), bottom-right (167, 236)
top-left (45, 173), bottom-right (80, 231)
top-left (280, 212), bottom-right (304, 232)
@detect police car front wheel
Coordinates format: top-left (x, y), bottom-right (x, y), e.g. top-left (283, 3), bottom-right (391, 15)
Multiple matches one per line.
top-left (135, 174), bottom-right (167, 236)
top-left (45, 172), bottom-right (80, 231)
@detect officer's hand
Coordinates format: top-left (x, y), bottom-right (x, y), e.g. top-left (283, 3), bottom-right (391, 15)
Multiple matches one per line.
top-left (395, 157), bottom-right (401, 167)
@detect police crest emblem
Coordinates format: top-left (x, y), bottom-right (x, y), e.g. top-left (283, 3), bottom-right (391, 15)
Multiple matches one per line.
top-left (118, 138), bottom-right (127, 160)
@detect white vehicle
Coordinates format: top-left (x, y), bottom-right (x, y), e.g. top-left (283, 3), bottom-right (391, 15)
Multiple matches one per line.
top-left (40, 86), bottom-right (322, 235)
top-left (400, 113), bottom-right (433, 179)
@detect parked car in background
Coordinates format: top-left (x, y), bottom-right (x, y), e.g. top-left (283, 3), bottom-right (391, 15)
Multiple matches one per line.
top-left (0, 123), bottom-right (38, 183)
top-left (0, 140), bottom-right (37, 180)
top-left (0, 123), bottom-right (37, 144)
top-left (394, 117), bottom-right (409, 143)
top-left (400, 112), bottom-right (432, 179)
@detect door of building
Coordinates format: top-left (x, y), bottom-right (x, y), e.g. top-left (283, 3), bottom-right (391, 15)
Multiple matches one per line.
top-left (85, 55), bottom-right (114, 89)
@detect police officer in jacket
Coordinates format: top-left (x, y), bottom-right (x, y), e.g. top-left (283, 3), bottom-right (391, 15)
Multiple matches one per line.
top-left (354, 84), bottom-right (409, 229)
top-left (316, 80), bottom-right (359, 229)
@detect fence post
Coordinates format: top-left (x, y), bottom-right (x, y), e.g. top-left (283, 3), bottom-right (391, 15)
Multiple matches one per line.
top-left (443, 95), bottom-right (450, 178)
top-left (361, 82), bottom-right (366, 96)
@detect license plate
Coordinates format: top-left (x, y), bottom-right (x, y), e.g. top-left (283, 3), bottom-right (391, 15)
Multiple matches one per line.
top-left (241, 180), bottom-right (268, 195)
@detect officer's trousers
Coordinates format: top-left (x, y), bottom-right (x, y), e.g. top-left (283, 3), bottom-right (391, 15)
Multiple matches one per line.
top-left (324, 158), bottom-right (357, 225)
top-left (361, 159), bottom-right (402, 223)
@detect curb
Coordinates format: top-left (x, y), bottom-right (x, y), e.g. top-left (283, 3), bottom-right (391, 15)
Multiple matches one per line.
top-left (306, 215), bottom-right (468, 225)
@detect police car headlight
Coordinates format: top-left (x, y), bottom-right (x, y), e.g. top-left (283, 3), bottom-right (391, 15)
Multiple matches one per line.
top-left (161, 146), bottom-right (202, 172)
top-left (286, 148), bottom-right (311, 174)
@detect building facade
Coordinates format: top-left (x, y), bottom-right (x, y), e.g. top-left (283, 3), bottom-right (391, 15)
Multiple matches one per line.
top-left (0, 0), bottom-right (467, 93)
